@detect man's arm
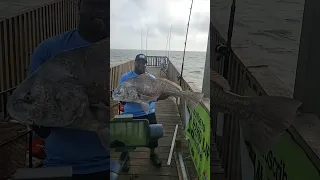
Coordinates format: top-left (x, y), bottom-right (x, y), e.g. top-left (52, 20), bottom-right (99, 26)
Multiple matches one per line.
top-left (118, 74), bottom-right (127, 105)
top-left (28, 41), bottom-right (52, 138)
top-left (28, 41), bottom-right (50, 75)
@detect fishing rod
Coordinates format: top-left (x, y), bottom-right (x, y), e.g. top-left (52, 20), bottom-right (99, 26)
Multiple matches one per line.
top-left (141, 27), bottom-right (143, 54)
top-left (215, 0), bottom-right (236, 78)
top-left (168, 25), bottom-right (172, 59)
top-left (146, 28), bottom-right (149, 56)
top-left (165, 27), bottom-right (170, 57)
top-left (180, 0), bottom-right (194, 86)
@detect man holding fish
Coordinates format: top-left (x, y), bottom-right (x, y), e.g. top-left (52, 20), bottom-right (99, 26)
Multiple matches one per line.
top-left (117, 54), bottom-right (169, 169)
top-left (20, 0), bottom-right (110, 179)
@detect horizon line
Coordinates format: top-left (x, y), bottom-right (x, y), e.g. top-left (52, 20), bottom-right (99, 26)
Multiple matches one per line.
top-left (110, 48), bottom-right (206, 53)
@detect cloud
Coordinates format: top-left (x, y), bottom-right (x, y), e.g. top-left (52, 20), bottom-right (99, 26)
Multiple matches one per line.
top-left (110, 0), bottom-right (209, 51)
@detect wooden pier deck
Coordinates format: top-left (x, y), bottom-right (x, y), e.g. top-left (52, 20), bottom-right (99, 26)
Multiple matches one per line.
top-left (110, 67), bottom-right (198, 180)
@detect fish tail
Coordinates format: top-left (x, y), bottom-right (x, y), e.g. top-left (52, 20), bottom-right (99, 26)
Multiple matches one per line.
top-left (242, 96), bottom-right (302, 153)
top-left (180, 90), bottom-right (204, 103)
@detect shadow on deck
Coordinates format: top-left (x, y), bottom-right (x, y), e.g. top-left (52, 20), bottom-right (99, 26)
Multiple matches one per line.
top-left (110, 67), bottom-right (198, 180)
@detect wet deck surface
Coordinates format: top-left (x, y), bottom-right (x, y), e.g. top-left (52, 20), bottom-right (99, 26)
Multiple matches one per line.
top-left (110, 67), bottom-right (198, 180)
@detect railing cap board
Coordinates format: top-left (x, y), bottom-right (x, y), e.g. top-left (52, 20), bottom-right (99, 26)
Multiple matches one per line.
top-left (0, 0), bottom-right (62, 22)
top-left (211, 18), bottom-right (320, 167)
top-left (292, 113), bottom-right (320, 167)
top-left (247, 66), bottom-right (293, 98)
top-left (110, 60), bottom-right (134, 68)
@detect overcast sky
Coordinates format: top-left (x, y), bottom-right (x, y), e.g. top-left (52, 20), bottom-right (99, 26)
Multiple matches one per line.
top-left (110, 0), bottom-right (210, 52)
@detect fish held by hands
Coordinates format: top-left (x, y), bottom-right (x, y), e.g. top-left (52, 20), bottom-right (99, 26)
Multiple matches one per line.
top-left (112, 74), bottom-right (204, 113)
top-left (6, 38), bottom-right (111, 151)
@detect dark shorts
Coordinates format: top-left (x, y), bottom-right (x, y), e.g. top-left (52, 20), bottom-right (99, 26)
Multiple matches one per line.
top-left (133, 112), bottom-right (158, 148)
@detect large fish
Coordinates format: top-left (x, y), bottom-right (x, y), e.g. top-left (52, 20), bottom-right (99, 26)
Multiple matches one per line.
top-left (6, 38), bottom-right (110, 151)
top-left (112, 74), bottom-right (204, 113)
top-left (210, 70), bottom-right (302, 153)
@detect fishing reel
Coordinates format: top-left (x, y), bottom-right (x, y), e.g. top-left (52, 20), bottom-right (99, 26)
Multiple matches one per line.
top-left (215, 43), bottom-right (230, 61)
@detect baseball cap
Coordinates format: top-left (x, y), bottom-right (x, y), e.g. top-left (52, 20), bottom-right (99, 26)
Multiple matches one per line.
top-left (135, 54), bottom-right (147, 62)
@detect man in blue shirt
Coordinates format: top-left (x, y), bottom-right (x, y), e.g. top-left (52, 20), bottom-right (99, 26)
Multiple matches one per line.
top-left (118, 54), bottom-right (169, 170)
top-left (28, 0), bottom-right (109, 179)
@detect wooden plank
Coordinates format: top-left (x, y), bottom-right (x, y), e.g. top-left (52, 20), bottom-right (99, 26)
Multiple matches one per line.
top-left (45, 5), bottom-right (50, 38)
top-left (0, 21), bottom-right (5, 91)
top-left (27, 11), bottom-right (33, 65)
top-left (39, 8), bottom-right (44, 42)
top-left (167, 125), bottom-right (178, 165)
top-left (23, 13), bottom-right (29, 73)
top-left (119, 166), bottom-right (178, 176)
top-left (49, 4), bottom-right (53, 37)
top-left (0, 21), bottom-right (4, 112)
top-left (13, 16), bottom-right (21, 84)
top-left (43, 6), bottom-right (47, 39)
top-left (8, 18), bottom-right (15, 87)
top-left (53, 2), bottom-right (58, 35)
top-left (34, 8), bottom-right (39, 47)
top-left (18, 15), bottom-right (26, 79)
top-left (31, 10), bottom-right (36, 51)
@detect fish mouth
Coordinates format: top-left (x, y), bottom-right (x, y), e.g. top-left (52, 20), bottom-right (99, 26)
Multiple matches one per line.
top-left (111, 95), bottom-right (120, 101)
top-left (111, 93), bottom-right (117, 101)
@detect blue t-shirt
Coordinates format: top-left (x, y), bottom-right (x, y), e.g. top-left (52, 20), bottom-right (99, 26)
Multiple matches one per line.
top-left (28, 30), bottom-right (109, 174)
top-left (119, 71), bottom-right (156, 117)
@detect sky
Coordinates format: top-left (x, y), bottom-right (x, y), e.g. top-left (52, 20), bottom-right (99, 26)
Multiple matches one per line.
top-left (110, 0), bottom-right (210, 52)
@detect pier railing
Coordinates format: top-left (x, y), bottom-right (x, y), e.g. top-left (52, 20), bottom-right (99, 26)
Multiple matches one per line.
top-left (0, 0), bottom-right (79, 179)
top-left (211, 19), bottom-right (320, 180)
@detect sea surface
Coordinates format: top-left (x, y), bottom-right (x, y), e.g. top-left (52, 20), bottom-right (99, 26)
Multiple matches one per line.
top-left (110, 49), bottom-right (207, 91)
top-left (211, 0), bottom-right (305, 92)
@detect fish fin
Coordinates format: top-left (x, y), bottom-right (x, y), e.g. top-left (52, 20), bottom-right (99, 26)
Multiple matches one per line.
top-left (211, 70), bottom-right (231, 91)
top-left (140, 102), bottom-right (150, 114)
top-left (139, 94), bottom-right (156, 102)
top-left (156, 78), bottom-right (182, 91)
top-left (241, 96), bottom-right (302, 153)
top-left (90, 103), bottom-right (110, 121)
top-left (140, 73), bottom-right (150, 76)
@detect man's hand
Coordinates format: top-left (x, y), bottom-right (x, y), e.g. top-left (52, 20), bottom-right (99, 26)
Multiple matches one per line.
top-left (157, 93), bottom-right (170, 101)
top-left (31, 125), bottom-right (51, 139)
top-left (119, 101), bottom-right (127, 105)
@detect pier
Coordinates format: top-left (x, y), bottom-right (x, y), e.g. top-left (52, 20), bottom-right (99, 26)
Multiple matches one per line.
top-left (0, 0), bottom-right (211, 179)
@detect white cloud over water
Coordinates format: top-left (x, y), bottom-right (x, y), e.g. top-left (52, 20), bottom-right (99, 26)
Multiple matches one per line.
top-left (110, 0), bottom-right (210, 52)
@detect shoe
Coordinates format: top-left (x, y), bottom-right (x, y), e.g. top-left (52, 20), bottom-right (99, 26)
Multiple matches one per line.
top-left (120, 152), bottom-right (130, 172)
top-left (150, 153), bottom-right (162, 167)
top-left (122, 156), bottom-right (130, 172)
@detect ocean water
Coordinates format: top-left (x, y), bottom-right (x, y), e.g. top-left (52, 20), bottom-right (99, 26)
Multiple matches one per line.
top-left (110, 49), bottom-right (206, 91)
top-left (211, 0), bottom-right (305, 92)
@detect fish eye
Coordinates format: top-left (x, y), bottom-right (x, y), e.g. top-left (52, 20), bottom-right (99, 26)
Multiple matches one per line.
top-left (24, 93), bottom-right (32, 102)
